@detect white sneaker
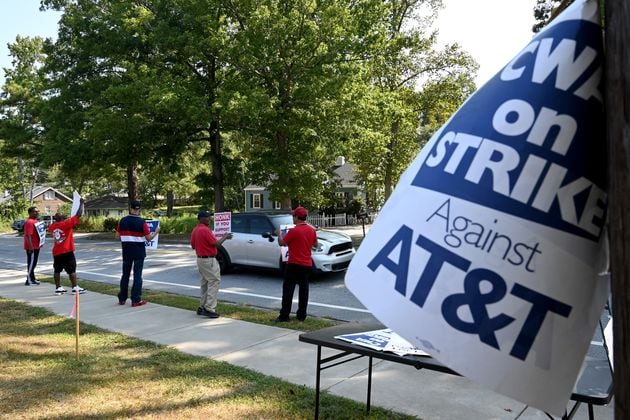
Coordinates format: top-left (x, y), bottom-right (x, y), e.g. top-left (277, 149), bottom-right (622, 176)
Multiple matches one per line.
top-left (55, 287), bottom-right (67, 295)
top-left (72, 286), bottom-right (86, 294)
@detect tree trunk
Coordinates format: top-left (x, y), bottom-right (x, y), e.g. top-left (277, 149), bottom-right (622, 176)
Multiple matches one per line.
top-left (126, 164), bottom-right (139, 202)
top-left (166, 190), bottom-right (174, 217)
top-left (209, 129), bottom-right (224, 212)
top-left (605, 1), bottom-right (629, 418)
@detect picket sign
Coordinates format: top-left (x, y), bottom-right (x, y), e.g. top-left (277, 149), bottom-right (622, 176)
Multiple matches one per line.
top-left (345, 0), bottom-right (609, 415)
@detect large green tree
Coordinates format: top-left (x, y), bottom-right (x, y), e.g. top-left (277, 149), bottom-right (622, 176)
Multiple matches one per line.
top-left (347, 0), bottom-right (477, 207)
top-left (0, 35), bottom-right (49, 204)
top-left (40, 0), bottom-right (229, 208)
top-left (221, 0), bottom-right (387, 208)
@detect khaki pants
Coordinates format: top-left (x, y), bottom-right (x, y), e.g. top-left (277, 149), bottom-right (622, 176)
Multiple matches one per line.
top-left (197, 258), bottom-right (221, 312)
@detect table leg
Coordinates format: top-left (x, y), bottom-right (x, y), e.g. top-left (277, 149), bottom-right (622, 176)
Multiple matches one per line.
top-left (315, 345), bottom-right (321, 420)
top-left (366, 356), bottom-right (373, 414)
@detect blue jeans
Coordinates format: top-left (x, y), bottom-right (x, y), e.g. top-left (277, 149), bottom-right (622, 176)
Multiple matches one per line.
top-left (118, 257), bottom-right (145, 303)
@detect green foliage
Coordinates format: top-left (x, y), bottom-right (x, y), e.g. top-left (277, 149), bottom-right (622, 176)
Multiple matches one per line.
top-left (75, 216), bottom-right (102, 232)
top-left (103, 217), bottom-right (119, 232)
top-left (158, 216), bottom-right (198, 234)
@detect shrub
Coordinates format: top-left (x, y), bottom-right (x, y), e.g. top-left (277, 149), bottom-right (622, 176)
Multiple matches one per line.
top-left (158, 216), bottom-right (197, 234)
top-left (103, 217), bottom-right (119, 232)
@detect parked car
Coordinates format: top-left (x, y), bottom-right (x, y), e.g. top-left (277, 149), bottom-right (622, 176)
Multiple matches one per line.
top-left (216, 212), bottom-right (356, 275)
top-left (11, 219), bottom-right (25, 232)
top-left (11, 215), bottom-right (54, 233)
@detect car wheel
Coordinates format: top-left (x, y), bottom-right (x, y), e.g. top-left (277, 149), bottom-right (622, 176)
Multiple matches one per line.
top-left (216, 250), bottom-right (231, 274)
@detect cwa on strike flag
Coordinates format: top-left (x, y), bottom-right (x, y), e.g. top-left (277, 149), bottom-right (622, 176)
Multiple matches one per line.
top-left (345, 0), bottom-right (609, 415)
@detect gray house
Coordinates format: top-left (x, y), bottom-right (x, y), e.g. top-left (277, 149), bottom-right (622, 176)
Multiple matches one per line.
top-left (84, 195), bottom-right (129, 217)
top-left (244, 157), bottom-right (363, 212)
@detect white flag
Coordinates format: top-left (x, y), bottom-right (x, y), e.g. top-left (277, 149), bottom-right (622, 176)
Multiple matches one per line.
top-left (345, 0), bottom-right (608, 415)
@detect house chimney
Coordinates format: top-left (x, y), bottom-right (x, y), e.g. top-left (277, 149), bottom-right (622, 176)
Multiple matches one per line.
top-left (335, 156), bottom-right (345, 166)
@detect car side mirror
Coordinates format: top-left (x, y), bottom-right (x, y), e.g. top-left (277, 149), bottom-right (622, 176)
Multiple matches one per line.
top-left (262, 232), bottom-right (275, 242)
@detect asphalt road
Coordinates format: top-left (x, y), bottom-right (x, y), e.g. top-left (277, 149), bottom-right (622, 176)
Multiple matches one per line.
top-left (0, 232), bottom-right (377, 323)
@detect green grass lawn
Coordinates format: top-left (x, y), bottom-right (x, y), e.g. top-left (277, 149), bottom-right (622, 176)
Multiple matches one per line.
top-left (0, 298), bottom-right (414, 419)
top-left (43, 276), bottom-right (338, 332)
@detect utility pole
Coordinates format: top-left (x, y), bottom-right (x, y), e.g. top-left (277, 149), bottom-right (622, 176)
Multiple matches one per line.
top-left (605, 0), bottom-right (629, 418)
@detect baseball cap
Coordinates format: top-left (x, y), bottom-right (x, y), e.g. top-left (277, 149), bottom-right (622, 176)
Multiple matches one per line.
top-left (292, 206), bottom-right (308, 219)
top-left (130, 200), bottom-right (141, 209)
top-left (198, 210), bottom-right (211, 219)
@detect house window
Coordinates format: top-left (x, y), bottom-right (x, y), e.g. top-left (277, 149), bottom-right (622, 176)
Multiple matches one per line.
top-left (43, 190), bottom-right (55, 200)
top-left (252, 193), bottom-right (262, 209)
top-left (274, 201), bottom-right (281, 210)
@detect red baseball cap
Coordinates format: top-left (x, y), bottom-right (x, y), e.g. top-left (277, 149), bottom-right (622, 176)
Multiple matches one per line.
top-left (292, 206), bottom-right (308, 219)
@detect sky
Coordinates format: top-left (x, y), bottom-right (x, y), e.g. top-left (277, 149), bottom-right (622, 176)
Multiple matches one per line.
top-left (0, 0), bottom-right (537, 88)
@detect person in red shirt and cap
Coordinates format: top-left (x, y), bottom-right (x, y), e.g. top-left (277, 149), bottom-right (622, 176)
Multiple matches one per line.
top-left (48, 199), bottom-right (86, 295)
top-left (190, 211), bottom-right (233, 318)
top-left (23, 206), bottom-right (43, 286)
top-left (274, 206), bottom-right (317, 322)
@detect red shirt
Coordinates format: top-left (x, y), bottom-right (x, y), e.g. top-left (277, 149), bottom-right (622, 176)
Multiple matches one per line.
top-left (23, 218), bottom-right (42, 250)
top-left (49, 216), bottom-right (79, 256)
top-left (190, 223), bottom-right (219, 257)
top-left (282, 222), bottom-right (317, 267)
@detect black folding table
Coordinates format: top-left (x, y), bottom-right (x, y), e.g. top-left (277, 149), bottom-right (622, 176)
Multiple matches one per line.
top-left (299, 322), bottom-right (613, 420)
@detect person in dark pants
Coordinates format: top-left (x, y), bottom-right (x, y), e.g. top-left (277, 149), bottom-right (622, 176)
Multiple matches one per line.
top-left (274, 206), bottom-right (317, 322)
top-left (49, 199), bottom-right (85, 295)
top-left (115, 200), bottom-right (159, 307)
top-left (23, 206), bottom-right (42, 285)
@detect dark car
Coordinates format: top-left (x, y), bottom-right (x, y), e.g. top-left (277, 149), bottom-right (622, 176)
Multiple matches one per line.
top-left (11, 219), bottom-right (25, 232)
top-left (216, 212), bottom-right (355, 274)
top-left (11, 216), bottom-right (53, 233)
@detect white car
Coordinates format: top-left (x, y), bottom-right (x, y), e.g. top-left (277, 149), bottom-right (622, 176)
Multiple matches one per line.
top-left (216, 212), bottom-right (355, 274)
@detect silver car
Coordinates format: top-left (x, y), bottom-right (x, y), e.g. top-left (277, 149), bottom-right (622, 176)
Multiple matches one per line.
top-left (216, 212), bottom-right (356, 274)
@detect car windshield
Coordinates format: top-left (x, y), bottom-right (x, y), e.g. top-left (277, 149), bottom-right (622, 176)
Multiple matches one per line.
top-left (268, 215), bottom-right (294, 230)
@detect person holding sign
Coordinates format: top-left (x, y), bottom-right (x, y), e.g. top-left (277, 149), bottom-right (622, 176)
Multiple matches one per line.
top-left (274, 206), bottom-right (317, 322)
top-left (190, 211), bottom-right (233, 318)
top-left (23, 206), bottom-right (43, 286)
top-left (115, 200), bottom-right (160, 307)
top-left (49, 199), bottom-right (86, 295)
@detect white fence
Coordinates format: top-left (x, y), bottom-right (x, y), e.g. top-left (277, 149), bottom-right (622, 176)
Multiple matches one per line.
top-left (307, 212), bottom-right (377, 227)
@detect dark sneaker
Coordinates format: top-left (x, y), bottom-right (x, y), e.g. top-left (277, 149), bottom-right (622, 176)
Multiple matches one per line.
top-left (118, 299), bottom-right (126, 305)
top-left (30, 279), bottom-right (41, 285)
top-left (273, 316), bottom-right (290, 323)
top-left (131, 300), bottom-right (148, 307)
top-left (199, 308), bottom-right (219, 318)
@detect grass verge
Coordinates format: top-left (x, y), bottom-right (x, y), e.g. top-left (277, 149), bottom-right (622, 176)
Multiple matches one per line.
top-left (0, 298), bottom-right (413, 419)
top-left (41, 276), bottom-right (338, 332)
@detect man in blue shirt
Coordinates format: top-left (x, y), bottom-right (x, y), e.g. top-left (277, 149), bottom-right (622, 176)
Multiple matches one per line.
top-left (115, 200), bottom-right (159, 307)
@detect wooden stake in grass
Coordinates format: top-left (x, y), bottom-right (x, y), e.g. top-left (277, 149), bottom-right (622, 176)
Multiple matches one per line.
top-left (70, 290), bottom-right (81, 360)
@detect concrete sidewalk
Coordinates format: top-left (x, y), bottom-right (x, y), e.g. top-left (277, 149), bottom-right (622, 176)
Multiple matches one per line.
top-left (0, 268), bottom-right (612, 419)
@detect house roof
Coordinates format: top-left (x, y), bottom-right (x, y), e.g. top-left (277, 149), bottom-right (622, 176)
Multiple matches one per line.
top-left (332, 162), bottom-right (358, 188)
top-left (30, 186), bottom-right (72, 201)
top-left (85, 195), bottom-right (129, 210)
top-left (0, 186), bottom-right (72, 205)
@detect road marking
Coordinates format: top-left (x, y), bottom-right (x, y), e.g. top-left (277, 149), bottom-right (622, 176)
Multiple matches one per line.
top-left (71, 268), bottom-right (372, 314)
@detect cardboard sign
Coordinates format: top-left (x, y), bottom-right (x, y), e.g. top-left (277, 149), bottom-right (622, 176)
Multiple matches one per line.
top-left (279, 224), bottom-right (295, 262)
top-left (70, 191), bottom-right (81, 217)
top-left (345, 0), bottom-right (609, 415)
top-left (35, 221), bottom-right (46, 247)
top-left (213, 212), bottom-right (231, 238)
top-left (145, 220), bottom-right (160, 249)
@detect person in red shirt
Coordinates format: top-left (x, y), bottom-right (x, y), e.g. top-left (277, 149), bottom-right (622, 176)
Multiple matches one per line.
top-left (23, 206), bottom-right (43, 285)
top-left (48, 199), bottom-right (85, 295)
top-left (274, 206), bottom-right (317, 322)
top-left (190, 211), bottom-right (233, 318)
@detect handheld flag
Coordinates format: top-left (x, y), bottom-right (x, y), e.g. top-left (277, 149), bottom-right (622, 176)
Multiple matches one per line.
top-left (345, 0), bottom-right (608, 415)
